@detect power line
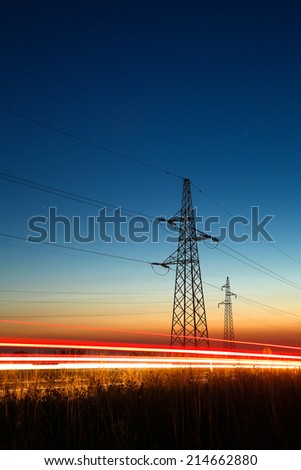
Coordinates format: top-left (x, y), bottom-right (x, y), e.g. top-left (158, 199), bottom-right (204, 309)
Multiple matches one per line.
top-left (1, 106), bottom-right (300, 268)
top-left (236, 295), bottom-right (301, 320)
top-left (0, 233), bottom-right (151, 265)
top-left (3, 170), bottom-right (300, 290)
top-left (0, 171), bottom-right (154, 220)
top-left (2, 229), bottom-right (301, 296)
top-left (234, 311), bottom-right (292, 333)
top-left (217, 242), bottom-right (301, 291)
top-left (0, 311), bottom-right (167, 318)
top-left (0, 107), bottom-right (184, 180)
top-left (191, 181), bottom-right (233, 217)
top-left (204, 281), bottom-right (301, 320)
top-left (0, 300), bottom-right (168, 304)
top-left (2, 171), bottom-right (299, 290)
top-left (1, 280), bottom-right (297, 321)
top-left (216, 244), bottom-right (301, 291)
top-left (0, 289), bottom-right (166, 296)
top-left (191, 181), bottom-right (301, 267)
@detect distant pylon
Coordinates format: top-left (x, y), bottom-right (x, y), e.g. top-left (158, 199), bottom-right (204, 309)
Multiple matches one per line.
top-left (218, 276), bottom-right (236, 349)
top-left (152, 178), bottom-right (218, 347)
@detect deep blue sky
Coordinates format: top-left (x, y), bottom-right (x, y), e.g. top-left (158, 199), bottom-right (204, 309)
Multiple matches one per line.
top-left (1, 0), bottom-right (301, 348)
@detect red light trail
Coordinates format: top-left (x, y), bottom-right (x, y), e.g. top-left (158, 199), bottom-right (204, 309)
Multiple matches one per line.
top-left (1, 339), bottom-right (301, 370)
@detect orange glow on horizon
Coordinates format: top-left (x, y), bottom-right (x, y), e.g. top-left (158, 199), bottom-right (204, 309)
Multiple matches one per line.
top-left (1, 326), bottom-right (301, 354)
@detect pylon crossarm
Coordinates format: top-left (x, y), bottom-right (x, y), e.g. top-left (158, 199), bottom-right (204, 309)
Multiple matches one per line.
top-left (152, 248), bottom-right (179, 267)
top-left (156, 209), bottom-right (183, 228)
top-left (195, 229), bottom-right (219, 243)
top-left (166, 211), bottom-right (183, 227)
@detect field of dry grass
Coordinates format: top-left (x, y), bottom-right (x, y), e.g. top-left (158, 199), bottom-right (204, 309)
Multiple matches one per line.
top-left (1, 367), bottom-right (301, 449)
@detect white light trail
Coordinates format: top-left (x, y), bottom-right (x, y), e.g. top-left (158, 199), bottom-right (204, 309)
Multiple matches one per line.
top-left (1, 352), bottom-right (301, 370)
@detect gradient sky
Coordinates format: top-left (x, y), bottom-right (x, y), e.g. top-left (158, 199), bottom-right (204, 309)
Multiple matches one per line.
top-left (1, 0), bottom-right (301, 350)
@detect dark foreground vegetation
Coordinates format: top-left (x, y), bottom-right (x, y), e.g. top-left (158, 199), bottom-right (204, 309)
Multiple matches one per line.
top-left (0, 368), bottom-right (301, 449)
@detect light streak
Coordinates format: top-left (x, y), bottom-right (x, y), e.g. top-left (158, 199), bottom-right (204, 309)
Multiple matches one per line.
top-left (0, 357), bottom-right (301, 370)
top-left (1, 339), bottom-right (301, 360)
top-left (1, 342), bottom-right (301, 370)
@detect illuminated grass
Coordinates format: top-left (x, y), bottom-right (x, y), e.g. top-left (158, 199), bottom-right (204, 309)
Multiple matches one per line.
top-left (0, 368), bottom-right (301, 449)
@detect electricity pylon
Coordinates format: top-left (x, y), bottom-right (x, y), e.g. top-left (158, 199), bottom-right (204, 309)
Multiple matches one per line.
top-left (152, 178), bottom-right (218, 347)
top-left (218, 276), bottom-right (236, 349)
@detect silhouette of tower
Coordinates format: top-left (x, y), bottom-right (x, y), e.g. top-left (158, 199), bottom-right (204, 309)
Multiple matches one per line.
top-left (152, 178), bottom-right (218, 347)
top-left (218, 276), bottom-right (236, 349)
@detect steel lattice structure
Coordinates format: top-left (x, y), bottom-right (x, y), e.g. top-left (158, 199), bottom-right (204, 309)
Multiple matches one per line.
top-left (218, 276), bottom-right (236, 349)
top-left (152, 178), bottom-right (218, 347)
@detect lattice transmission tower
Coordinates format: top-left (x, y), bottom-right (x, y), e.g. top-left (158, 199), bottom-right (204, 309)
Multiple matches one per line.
top-left (218, 276), bottom-right (236, 349)
top-left (152, 178), bottom-right (218, 347)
